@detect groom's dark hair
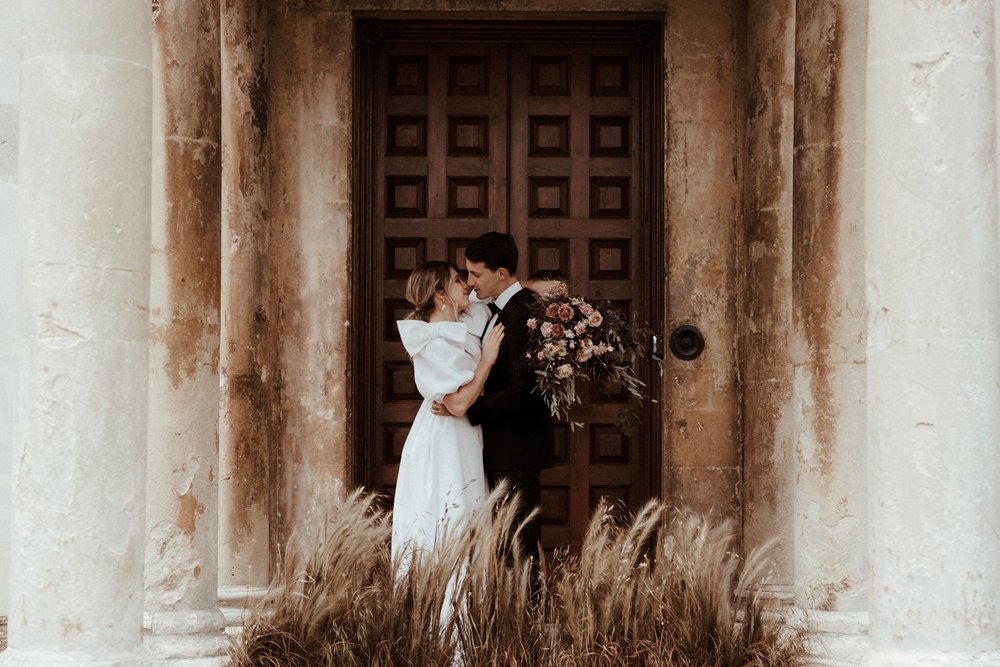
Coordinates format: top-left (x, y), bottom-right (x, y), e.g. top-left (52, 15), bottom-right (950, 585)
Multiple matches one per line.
top-left (465, 232), bottom-right (518, 274)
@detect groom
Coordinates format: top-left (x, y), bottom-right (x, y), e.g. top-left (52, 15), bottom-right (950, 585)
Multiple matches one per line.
top-left (434, 231), bottom-right (555, 558)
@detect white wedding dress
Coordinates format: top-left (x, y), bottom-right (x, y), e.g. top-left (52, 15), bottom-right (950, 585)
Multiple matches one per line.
top-left (391, 303), bottom-right (491, 570)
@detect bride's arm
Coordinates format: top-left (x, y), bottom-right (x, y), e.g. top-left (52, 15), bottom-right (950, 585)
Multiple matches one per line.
top-left (441, 325), bottom-right (504, 417)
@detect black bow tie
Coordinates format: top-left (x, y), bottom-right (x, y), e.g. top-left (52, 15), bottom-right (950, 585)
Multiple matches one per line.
top-left (487, 302), bottom-right (501, 317)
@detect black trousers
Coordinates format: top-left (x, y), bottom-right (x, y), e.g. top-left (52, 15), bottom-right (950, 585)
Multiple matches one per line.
top-left (487, 469), bottom-right (542, 561)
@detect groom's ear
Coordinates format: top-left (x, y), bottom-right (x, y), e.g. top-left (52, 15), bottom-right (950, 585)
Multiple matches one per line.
top-left (497, 267), bottom-right (508, 281)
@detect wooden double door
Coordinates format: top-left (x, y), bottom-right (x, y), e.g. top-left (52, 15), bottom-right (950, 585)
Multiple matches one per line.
top-left (354, 20), bottom-right (662, 552)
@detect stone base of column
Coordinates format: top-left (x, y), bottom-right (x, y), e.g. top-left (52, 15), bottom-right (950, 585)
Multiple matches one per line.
top-left (0, 649), bottom-right (149, 666)
top-left (218, 585), bottom-right (269, 634)
top-left (863, 650), bottom-right (1000, 666)
top-left (143, 609), bottom-right (229, 666)
top-left (806, 611), bottom-right (870, 666)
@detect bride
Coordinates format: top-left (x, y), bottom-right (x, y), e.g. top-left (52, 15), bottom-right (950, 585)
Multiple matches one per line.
top-left (391, 260), bottom-right (503, 568)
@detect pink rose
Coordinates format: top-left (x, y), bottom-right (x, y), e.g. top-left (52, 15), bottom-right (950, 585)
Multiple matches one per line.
top-left (557, 304), bottom-right (575, 322)
top-left (579, 303), bottom-right (594, 316)
top-left (550, 323), bottom-right (565, 338)
top-left (587, 311), bottom-right (604, 327)
top-left (540, 321), bottom-right (554, 337)
top-left (574, 321), bottom-right (587, 335)
top-left (545, 303), bottom-right (561, 318)
top-left (527, 317), bottom-right (538, 330)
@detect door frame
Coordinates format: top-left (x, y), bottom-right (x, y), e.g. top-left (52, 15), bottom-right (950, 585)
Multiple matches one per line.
top-left (350, 16), bottom-right (664, 505)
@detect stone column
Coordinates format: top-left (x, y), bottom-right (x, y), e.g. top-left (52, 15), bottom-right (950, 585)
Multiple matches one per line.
top-left (743, 0), bottom-right (795, 603)
top-left (268, 8), bottom-right (353, 547)
top-left (219, 0), bottom-right (274, 590)
top-left (866, 1), bottom-right (1000, 664)
top-left (791, 0), bottom-right (869, 645)
top-left (0, 0), bottom-right (23, 621)
top-left (3, 2), bottom-right (152, 665)
top-left (143, 0), bottom-right (227, 663)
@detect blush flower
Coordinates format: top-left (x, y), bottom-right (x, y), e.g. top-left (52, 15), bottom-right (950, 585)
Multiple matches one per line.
top-left (557, 303), bottom-right (575, 322)
top-left (541, 321), bottom-right (554, 337)
top-left (579, 302), bottom-right (594, 316)
top-left (574, 321), bottom-right (588, 335)
top-left (550, 323), bottom-right (565, 338)
top-left (545, 302), bottom-right (561, 318)
top-left (556, 364), bottom-right (573, 379)
top-left (587, 310), bottom-right (604, 327)
top-left (527, 317), bottom-right (538, 330)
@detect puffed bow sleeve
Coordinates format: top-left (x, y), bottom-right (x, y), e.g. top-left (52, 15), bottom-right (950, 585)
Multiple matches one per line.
top-left (397, 320), bottom-right (476, 402)
top-left (461, 300), bottom-right (492, 339)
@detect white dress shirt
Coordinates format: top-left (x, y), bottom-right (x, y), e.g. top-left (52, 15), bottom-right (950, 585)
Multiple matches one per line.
top-left (483, 281), bottom-right (521, 338)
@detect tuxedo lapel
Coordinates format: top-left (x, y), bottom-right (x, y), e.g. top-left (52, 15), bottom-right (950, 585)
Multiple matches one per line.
top-left (481, 287), bottom-right (527, 339)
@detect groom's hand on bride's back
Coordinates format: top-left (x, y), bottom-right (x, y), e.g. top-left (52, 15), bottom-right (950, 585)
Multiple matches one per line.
top-left (431, 401), bottom-right (455, 416)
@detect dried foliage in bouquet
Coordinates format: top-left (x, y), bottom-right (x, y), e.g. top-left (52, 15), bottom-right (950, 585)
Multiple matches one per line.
top-left (525, 293), bottom-right (645, 421)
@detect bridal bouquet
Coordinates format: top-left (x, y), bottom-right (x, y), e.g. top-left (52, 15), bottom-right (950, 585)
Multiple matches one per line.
top-left (524, 294), bottom-right (644, 421)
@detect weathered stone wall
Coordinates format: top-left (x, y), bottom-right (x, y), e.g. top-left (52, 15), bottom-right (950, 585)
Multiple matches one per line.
top-left (742, 0), bottom-right (795, 590)
top-left (662, 0), bottom-right (744, 521)
top-left (0, 0), bottom-right (22, 620)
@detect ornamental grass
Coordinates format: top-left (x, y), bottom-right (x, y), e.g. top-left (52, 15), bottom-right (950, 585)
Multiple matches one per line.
top-left (229, 486), bottom-right (808, 666)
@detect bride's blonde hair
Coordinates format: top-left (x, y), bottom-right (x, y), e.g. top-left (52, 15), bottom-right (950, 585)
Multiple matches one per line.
top-left (405, 261), bottom-right (459, 321)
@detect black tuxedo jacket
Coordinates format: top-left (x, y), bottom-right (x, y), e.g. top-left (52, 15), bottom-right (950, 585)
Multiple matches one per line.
top-left (466, 288), bottom-right (555, 472)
